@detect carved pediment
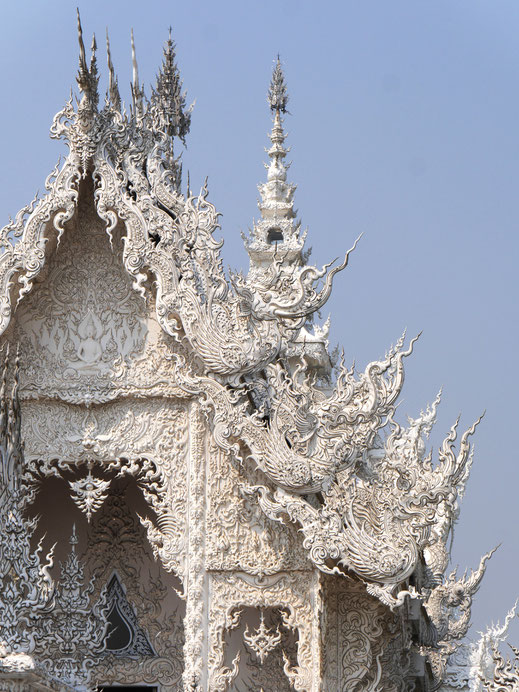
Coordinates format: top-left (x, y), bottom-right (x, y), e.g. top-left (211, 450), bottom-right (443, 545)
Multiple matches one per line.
top-left (10, 179), bottom-right (191, 404)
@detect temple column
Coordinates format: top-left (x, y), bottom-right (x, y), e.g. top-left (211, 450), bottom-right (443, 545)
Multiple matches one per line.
top-left (183, 403), bottom-right (209, 691)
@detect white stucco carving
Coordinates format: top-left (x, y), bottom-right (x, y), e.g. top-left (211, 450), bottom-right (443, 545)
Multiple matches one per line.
top-left (0, 15), bottom-right (513, 692)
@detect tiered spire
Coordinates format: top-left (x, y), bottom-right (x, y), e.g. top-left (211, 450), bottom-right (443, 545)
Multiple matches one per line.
top-left (150, 30), bottom-right (194, 188)
top-left (151, 28), bottom-right (193, 143)
top-left (245, 57), bottom-right (305, 274)
top-left (267, 55), bottom-right (289, 113)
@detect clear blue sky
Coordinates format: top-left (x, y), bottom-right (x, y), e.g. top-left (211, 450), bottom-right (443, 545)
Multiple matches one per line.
top-left (1, 1), bottom-right (518, 637)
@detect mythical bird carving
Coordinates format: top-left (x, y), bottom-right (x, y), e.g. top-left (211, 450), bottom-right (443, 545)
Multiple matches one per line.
top-left (242, 385), bottom-right (486, 609)
top-left (425, 549), bottom-right (496, 644)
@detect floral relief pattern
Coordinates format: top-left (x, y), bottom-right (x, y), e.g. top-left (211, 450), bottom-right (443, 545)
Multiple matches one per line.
top-left (322, 577), bottom-right (407, 692)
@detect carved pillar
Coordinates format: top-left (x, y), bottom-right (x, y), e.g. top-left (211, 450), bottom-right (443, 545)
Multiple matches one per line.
top-left (322, 576), bottom-right (410, 692)
top-left (183, 403), bottom-right (209, 690)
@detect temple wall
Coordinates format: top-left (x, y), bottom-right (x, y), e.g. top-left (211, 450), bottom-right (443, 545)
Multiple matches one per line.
top-left (0, 185), bottom-right (412, 690)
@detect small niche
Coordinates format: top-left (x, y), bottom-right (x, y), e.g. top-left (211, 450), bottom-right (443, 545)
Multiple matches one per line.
top-left (267, 228), bottom-right (284, 244)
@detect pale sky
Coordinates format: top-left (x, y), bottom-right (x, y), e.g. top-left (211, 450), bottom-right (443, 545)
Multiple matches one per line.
top-left (0, 1), bottom-right (518, 638)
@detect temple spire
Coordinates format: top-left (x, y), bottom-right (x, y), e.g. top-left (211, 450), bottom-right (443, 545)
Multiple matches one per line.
top-left (149, 29), bottom-right (194, 189)
top-left (151, 28), bottom-right (193, 143)
top-left (106, 29), bottom-right (121, 111)
top-left (76, 9), bottom-right (99, 112)
top-left (244, 56), bottom-right (304, 274)
top-left (268, 55), bottom-right (289, 114)
top-left (130, 29), bottom-right (145, 117)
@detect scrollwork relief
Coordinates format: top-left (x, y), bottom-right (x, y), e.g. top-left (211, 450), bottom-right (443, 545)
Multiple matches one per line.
top-left (322, 577), bottom-right (394, 692)
top-left (36, 526), bottom-right (108, 689)
top-left (68, 466), bottom-right (111, 521)
top-left (243, 611), bottom-right (282, 665)
top-left (22, 397), bottom-right (190, 580)
top-left (205, 435), bottom-right (309, 575)
top-left (0, 18), bottom-right (503, 692)
top-left (12, 184), bottom-right (192, 404)
top-left (21, 397), bottom-right (188, 469)
top-left (229, 607), bottom-right (298, 692)
top-left (182, 404), bottom-right (208, 691)
top-left (208, 571), bottom-right (322, 692)
top-left (86, 486), bottom-right (185, 691)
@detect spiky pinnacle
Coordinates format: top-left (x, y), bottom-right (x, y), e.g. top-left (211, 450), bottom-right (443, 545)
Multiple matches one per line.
top-left (89, 33), bottom-right (99, 109)
top-left (76, 8), bottom-right (88, 88)
top-left (268, 56), bottom-right (289, 113)
top-left (76, 10), bottom-right (99, 111)
top-left (152, 29), bottom-right (193, 143)
top-left (130, 29), bottom-right (145, 116)
top-left (106, 30), bottom-right (121, 111)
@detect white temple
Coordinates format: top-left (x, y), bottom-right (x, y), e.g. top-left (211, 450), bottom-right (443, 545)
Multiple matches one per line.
top-left (0, 14), bottom-right (517, 692)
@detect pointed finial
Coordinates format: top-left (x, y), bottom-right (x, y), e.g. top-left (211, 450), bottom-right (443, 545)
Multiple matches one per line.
top-left (151, 28), bottom-right (193, 144)
top-left (75, 9), bottom-right (99, 111)
top-left (106, 29), bottom-right (121, 110)
top-left (89, 32), bottom-right (98, 92)
top-left (131, 28), bottom-right (139, 90)
top-left (77, 8), bottom-right (88, 78)
top-left (268, 55), bottom-right (289, 113)
top-left (130, 28), bottom-right (145, 115)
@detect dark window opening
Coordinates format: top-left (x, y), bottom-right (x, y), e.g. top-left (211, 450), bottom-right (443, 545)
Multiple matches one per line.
top-left (105, 601), bottom-right (133, 651)
top-left (101, 574), bottom-right (155, 657)
top-left (267, 228), bottom-right (284, 244)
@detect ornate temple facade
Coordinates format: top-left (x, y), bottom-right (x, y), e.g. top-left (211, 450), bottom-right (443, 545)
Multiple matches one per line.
top-left (0, 15), bottom-right (516, 692)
